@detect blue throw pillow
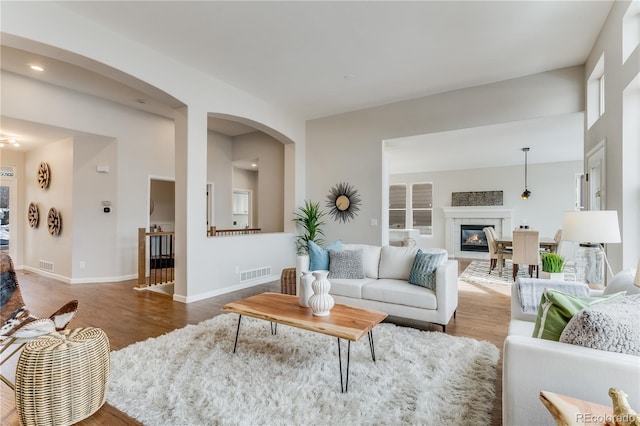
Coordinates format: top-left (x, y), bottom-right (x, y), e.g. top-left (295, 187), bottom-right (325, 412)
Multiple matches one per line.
top-left (308, 240), bottom-right (342, 271)
top-left (408, 249), bottom-right (447, 290)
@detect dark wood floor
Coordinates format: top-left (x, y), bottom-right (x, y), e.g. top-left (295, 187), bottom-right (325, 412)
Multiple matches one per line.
top-left (1, 259), bottom-right (510, 426)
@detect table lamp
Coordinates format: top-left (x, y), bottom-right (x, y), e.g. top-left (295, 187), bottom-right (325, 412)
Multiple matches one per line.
top-left (561, 210), bottom-right (621, 286)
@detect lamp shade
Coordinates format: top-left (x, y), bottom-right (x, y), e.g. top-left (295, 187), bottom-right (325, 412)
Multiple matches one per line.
top-left (561, 210), bottom-right (621, 244)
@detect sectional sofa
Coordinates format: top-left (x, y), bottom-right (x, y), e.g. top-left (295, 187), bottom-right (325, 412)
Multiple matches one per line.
top-left (296, 244), bottom-right (459, 331)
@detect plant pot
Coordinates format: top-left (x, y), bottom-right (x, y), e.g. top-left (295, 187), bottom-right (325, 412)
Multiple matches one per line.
top-left (540, 271), bottom-right (565, 281)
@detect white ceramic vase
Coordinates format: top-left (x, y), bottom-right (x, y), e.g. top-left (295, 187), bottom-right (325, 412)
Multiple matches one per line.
top-left (308, 270), bottom-right (334, 316)
top-left (299, 271), bottom-right (314, 307)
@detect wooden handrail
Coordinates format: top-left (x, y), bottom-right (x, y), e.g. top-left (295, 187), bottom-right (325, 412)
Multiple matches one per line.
top-left (208, 226), bottom-right (261, 237)
top-left (137, 228), bottom-right (175, 288)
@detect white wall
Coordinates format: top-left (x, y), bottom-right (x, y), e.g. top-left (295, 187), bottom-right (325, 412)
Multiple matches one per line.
top-left (233, 132), bottom-right (285, 233)
top-left (306, 67), bottom-right (584, 246)
top-left (2, 71), bottom-right (175, 282)
top-left (232, 168), bottom-right (257, 228)
top-left (207, 131), bottom-right (234, 229)
top-left (150, 179), bottom-right (175, 230)
top-left (391, 160), bottom-right (583, 251)
top-left (3, 1), bottom-right (303, 301)
top-left (24, 138), bottom-right (74, 279)
top-left (72, 135), bottom-right (118, 281)
top-left (584, 0), bottom-right (640, 271)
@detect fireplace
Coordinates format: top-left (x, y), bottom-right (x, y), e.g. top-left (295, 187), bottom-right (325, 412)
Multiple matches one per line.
top-left (443, 207), bottom-right (513, 259)
top-left (460, 225), bottom-right (493, 252)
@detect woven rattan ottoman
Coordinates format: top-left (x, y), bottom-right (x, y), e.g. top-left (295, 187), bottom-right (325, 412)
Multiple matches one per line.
top-left (15, 327), bottom-right (110, 425)
top-left (280, 267), bottom-right (297, 295)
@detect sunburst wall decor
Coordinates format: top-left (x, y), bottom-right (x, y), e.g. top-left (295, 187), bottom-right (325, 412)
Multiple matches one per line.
top-left (326, 182), bottom-right (361, 223)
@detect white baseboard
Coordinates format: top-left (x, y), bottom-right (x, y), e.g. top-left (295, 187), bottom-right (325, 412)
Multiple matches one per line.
top-left (21, 265), bottom-right (136, 284)
top-left (174, 274), bottom-right (278, 303)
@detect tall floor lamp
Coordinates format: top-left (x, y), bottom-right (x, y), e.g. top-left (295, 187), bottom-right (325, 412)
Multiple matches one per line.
top-left (562, 210), bottom-right (621, 286)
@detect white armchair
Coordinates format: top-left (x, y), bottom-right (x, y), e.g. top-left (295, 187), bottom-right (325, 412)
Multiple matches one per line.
top-left (503, 277), bottom-right (639, 426)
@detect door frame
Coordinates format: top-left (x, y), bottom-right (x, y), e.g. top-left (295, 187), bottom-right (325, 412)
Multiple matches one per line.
top-left (586, 140), bottom-right (606, 211)
top-left (0, 165), bottom-right (18, 261)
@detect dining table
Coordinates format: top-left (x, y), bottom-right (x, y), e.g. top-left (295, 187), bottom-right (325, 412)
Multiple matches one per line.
top-left (494, 235), bottom-right (558, 276)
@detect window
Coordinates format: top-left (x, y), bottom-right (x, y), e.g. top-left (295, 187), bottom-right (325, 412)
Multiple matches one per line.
top-left (388, 184), bottom-right (406, 229)
top-left (622, 0), bottom-right (640, 64)
top-left (388, 182), bottom-right (433, 235)
top-left (412, 183), bottom-right (433, 236)
top-left (599, 74), bottom-right (605, 116)
top-left (587, 54), bottom-right (605, 128)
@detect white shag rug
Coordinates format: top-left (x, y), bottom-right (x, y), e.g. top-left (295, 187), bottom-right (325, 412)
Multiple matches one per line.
top-left (108, 313), bottom-right (499, 425)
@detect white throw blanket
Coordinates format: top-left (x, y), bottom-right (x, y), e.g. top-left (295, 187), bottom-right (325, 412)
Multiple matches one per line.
top-left (518, 278), bottom-right (590, 313)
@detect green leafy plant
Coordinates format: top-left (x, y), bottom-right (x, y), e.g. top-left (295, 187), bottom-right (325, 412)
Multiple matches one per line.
top-left (541, 252), bottom-right (565, 273)
top-left (293, 200), bottom-right (326, 255)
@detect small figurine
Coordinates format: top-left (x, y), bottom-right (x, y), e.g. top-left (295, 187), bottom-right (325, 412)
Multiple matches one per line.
top-left (607, 388), bottom-right (640, 426)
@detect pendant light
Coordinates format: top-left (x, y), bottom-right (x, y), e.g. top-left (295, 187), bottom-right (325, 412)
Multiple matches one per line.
top-left (521, 147), bottom-right (531, 199)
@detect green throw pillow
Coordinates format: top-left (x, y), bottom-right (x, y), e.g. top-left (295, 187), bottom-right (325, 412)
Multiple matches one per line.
top-left (407, 249), bottom-right (447, 290)
top-left (532, 289), bottom-right (625, 341)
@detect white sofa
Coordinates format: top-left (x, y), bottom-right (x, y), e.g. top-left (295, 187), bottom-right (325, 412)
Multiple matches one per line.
top-left (296, 244), bottom-right (458, 331)
top-left (503, 274), bottom-right (640, 426)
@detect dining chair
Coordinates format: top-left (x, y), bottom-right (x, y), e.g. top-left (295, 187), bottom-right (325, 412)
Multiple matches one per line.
top-left (511, 230), bottom-right (540, 281)
top-left (553, 228), bottom-right (562, 243)
top-left (484, 227), bottom-right (511, 275)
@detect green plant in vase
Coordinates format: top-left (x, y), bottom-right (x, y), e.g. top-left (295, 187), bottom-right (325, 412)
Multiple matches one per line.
top-left (541, 252), bottom-right (565, 280)
top-left (293, 200), bottom-right (326, 255)
top-left (541, 253), bottom-right (565, 273)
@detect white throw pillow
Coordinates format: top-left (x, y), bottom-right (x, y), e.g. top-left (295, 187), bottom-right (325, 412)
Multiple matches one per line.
top-left (342, 244), bottom-right (382, 279)
top-left (603, 268), bottom-right (640, 296)
top-left (378, 246), bottom-right (420, 280)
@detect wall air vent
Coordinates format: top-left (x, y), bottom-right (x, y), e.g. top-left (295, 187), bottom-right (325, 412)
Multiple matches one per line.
top-left (240, 266), bottom-right (271, 282)
top-left (39, 260), bottom-right (54, 272)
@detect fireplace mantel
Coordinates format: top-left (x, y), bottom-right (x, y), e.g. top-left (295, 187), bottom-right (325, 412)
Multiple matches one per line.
top-left (442, 207), bottom-right (514, 259)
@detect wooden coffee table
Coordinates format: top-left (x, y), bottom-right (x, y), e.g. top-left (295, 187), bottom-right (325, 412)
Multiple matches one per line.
top-left (222, 292), bottom-right (388, 392)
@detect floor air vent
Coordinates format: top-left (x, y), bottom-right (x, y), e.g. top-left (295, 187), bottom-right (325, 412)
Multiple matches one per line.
top-left (240, 266), bottom-right (271, 282)
top-left (39, 260), bottom-right (54, 272)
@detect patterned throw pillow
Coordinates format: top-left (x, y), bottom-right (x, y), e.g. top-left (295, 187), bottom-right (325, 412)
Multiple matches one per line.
top-left (532, 289), bottom-right (625, 341)
top-left (308, 240), bottom-right (342, 271)
top-left (407, 249), bottom-right (447, 290)
top-left (560, 294), bottom-right (640, 355)
top-left (328, 249), bottom-right (365, 279)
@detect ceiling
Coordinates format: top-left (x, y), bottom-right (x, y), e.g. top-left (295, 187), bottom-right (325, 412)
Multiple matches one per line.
top-left (0, 1), bottom-right (612, 168)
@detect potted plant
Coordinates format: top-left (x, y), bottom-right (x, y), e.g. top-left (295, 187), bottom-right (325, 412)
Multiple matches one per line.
top-left (540, 252), bottom-right (565, 280)
top-left (293, 200), bottom-right (326, 255)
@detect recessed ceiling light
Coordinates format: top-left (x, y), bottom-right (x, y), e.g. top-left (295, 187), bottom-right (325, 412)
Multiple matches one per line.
top-left (30, 65), bottom-right (44, 72)
top-left (13, 143), bottom-right (20, 147)
top-left (8, 139), bottom-right (16, 144)
top-left (135, 98), bottom-right (146, 104)
top-left (251, 163), bottom-right (257, 167)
